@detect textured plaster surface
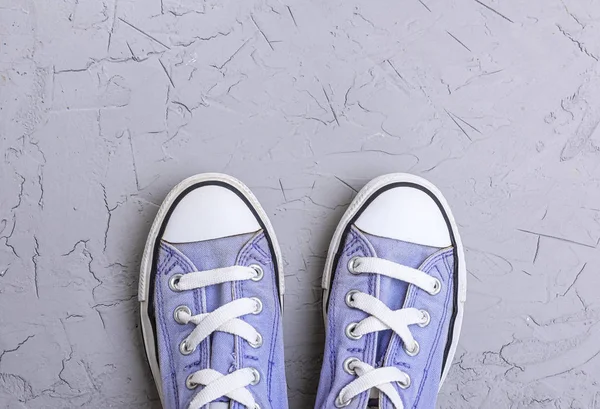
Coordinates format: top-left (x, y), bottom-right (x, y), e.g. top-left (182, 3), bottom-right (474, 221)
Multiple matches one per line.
top-left (2, 0), bottom-right (600, 408)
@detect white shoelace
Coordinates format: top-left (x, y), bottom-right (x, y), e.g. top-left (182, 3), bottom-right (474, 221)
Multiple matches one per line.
top-left (336, 257), bottom-right (441, 409)
top-left (170, 264), bottom-right (265, 409)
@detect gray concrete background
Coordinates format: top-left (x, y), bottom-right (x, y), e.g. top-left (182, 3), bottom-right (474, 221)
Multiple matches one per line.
top-left (2, 0), bottom-right (600, 407)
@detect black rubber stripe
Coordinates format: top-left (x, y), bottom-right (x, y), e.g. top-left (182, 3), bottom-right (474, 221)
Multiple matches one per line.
top-left (143, 180), bottom-right (282, 366)
top-left (324, 181), bottom-right (460, 377)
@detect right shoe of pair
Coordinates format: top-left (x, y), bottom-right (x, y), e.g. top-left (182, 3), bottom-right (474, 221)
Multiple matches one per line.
top-left (138, 173), bottom-right (467, 409)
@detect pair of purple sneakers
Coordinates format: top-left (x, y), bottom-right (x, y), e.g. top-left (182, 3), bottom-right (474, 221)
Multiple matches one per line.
top-left (139, 173), bottom-right (466, 409)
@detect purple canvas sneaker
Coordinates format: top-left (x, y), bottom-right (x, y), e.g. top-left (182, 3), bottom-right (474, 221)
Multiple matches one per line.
top-left (139, 173), bottom-right (288, 409)
top-left (315, 174), bottom-right (466, 409)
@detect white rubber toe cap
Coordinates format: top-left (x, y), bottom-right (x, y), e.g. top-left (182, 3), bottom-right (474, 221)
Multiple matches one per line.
top-left (354, 186), bottom-right (452, 248)
top-left (162, 185), bottom-right (260, 243)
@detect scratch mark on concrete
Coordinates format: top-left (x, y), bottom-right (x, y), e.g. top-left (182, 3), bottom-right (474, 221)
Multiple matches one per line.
top-left (560, 263), bottom-right (587, 296)
top-left (158, 59), bottom-right (175, 87)
top-left (118, 18), bottom-right (171, 50)
top-left (107, 0), bottom-right (119, 52)
top-left (251, 14), bottom-right (274, 50)
top-left (517, 229), bottom-right (596, 249)
top-left (446, 30), bottom-right (471, 52)
top-left (94, 308), bottom-right (106, 330)
top-left (127, 131), bottom-right (141, 190)
top-left (468, 269), bottom-right (482, 282)
top-left (126, 41), bottom-right (138, 61)
top-left (212, 38), bottom-right (251, 70)
top-left (417, 0), bottom-right (431, 12)
top-left (454, 113), bottom-right (482, 134)
top-left (353, 9), bottom-right (376, 28)
top-left (541, 206), bottom-right (549, 220)
top-left (303, 89), bottom-right (328, 112)
top-left (322, 86), bottom-right (340, 126)
top-left (455, 69), bottom-right (504, 92)
top-left (533, 235), bottom-right (541, 264)
top-left (335, 176), bottom-right (358, 193)
top-left (445, 109), bottom-right (472, 141)
top-left (386, 59), bottom-right (407, 83)
top-left (287, 6), bottom-right (298, 27)
top-left (226, 76), bottom-right (245, 95)
top-left (172, 101), bottom-right (192, 115)
top-left (575, 290), bottom-right (588, 309)
top-left (562, 3), bottom-right (585, 29)
top-left (474, 0), bottom-right (514, 23)
top-left (278, 179), bottom-right (288, 202)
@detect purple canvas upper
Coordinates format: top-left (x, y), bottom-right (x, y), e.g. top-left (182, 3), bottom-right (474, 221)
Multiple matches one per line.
top-left (315, 226), bottom-right (456, 409)
top-left (153, 231), bottom-right (288, 409)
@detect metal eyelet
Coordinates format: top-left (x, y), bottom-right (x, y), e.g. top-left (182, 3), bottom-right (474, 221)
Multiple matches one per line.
top-left (250, 367), bottom-right (261, 385)
top-left (418, 310), bottom-right (430, 327)
top-left (335, 394), bottom-right (352, 408)
top-left (404, 340), bottom-right (420, 357)
top-left (343, 357), bottom-right (359, 375)
top-left (249, 264), bottom-right (264, 281)
top-left (173, 305), bottom-right (191, 324)
top-left (179, 339), bottom-right (195, 355)
top-left (345, 290), bottom-right (359, 308)
top-left (251, 297), bottom-right (263, 314)
top-left (398, 374), bottom-right (411, 389)
top-left (186, 373), bottom-right (198, 389)
top-left (347, 256), bottom-right (361, 274)
top-left (249, 333), bottom-right (263, 348)
top-left (345, 323), bottom-right (362, 340)
top-left (430, 278), bottom-right (441, 295)
top-left (169, 274), bottom-right (183, 291)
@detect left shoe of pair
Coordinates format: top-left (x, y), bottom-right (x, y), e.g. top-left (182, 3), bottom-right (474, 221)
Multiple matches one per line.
top-left (139, 173), bottom-right (466, 409)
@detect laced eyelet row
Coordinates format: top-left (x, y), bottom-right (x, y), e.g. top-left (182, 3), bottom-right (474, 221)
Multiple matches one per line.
top-left (169, 270), bottom-right (266, 377)
top-left (338, 256), bottom-right (441, 406)
top-left (169, 268), bottom-right (265, 342)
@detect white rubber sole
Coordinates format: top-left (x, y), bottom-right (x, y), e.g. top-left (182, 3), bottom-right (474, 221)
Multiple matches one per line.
top-left (138, 173), bottom-right (285, 405)
top-left (321, 173), bottom-right (467, 388)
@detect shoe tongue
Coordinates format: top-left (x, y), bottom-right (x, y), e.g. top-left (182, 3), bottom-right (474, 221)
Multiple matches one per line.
top-left (367, 390), bottom-right (380, 407)
top-left (172, 232), bottom-right (256, 406)
top-left (361, 232), bottom-right (439, 364)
